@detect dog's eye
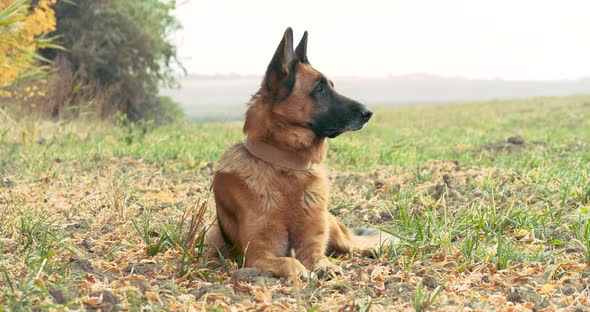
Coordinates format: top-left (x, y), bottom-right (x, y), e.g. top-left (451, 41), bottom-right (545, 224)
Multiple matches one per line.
top-left (315, 84), bottom-right (324, 93)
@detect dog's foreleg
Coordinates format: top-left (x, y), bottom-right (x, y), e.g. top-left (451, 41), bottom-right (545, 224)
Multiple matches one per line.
top-left (204, 223), bottom-right (230, 259)
top-left (240, 224), bottom-right (310, 278)
top-left (291, 213), bottom-right (343, 277)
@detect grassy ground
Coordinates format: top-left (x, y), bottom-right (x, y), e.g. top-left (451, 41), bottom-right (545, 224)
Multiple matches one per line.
top-left (1, 95), bottom-right (589, 311)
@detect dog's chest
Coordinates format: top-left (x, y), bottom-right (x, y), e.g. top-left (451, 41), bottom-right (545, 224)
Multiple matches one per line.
top-left (277, 169), bottom-right (329, 215)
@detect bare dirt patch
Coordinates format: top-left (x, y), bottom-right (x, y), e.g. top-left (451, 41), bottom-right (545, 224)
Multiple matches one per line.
top-left (476, 135), bottom-right (549, 156)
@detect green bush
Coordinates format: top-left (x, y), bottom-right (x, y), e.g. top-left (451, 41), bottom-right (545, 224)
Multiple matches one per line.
top-left (41, 0), bottom-right (184, 124)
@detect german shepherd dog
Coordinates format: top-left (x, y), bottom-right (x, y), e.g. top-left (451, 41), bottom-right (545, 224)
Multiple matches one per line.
top-left (206, 28), bottom-right (395, 278)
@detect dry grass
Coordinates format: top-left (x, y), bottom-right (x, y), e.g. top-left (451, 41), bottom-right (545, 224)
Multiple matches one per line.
top-left (1, 95), bottom-right (590, 310)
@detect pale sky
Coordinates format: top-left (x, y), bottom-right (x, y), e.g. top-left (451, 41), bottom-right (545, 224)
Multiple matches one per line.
top-left (172, 0), bottom-right (590, 80)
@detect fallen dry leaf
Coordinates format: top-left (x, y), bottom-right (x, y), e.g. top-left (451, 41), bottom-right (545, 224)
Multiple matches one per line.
top-left (538, 283), bottom-right (557, 294)
top-left (84, 296), bottom-right (103, 308)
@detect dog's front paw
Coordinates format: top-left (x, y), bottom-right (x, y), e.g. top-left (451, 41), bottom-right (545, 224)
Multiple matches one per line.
top-left (297, 270), bottom-right (317, 282)
top-left (284, 259), bottom-right (311, 281)
top-left (312, 258), bottom-right (343, 279)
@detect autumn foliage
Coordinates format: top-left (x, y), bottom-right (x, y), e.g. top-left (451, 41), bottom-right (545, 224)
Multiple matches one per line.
top-left (1, 0), bottom-right (182, 124)
top-left (0, 0), bottom-right (57, 90)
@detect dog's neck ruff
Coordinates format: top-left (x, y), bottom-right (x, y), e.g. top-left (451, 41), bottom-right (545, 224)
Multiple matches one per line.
top-left (243, 139), bottom-right (312, 171)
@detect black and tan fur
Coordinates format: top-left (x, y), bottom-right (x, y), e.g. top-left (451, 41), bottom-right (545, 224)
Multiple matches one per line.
top-left (206, 28), bottom-right (395, 278)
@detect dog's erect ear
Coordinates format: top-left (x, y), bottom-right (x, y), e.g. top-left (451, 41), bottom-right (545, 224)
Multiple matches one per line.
top-left (265, 27), bottom-right (296, 100)
top-left (267, 28), bottom-right (295, 78)
top-left (295, 31), bottom-right (309, 64)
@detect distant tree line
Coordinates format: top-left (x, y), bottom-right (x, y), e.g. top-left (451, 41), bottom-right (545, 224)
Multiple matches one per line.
top-left (0, 0), bottom-right (184, 124)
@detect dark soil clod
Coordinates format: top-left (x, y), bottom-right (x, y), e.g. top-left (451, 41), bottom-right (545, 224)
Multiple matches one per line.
top-left (422, 275), bottom-right (438, 290)
top-left (230, 268), bottom-right (263, 285)
top-left (506, 289), bottom-right (523, 303)
top-left (49, 288), bottom-right (69, 304)
top-left (506, 287), bottom-right (549, 310)
top-left (192, 284), bottom-right (242, 303)
top-left (87, 290), bottom-right (120, 311)
top-left (507, 136), bottom-right (525, 145)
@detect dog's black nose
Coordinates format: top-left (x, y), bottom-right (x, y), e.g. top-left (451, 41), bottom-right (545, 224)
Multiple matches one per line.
top-left (360, 107), bottom-right (373, 121)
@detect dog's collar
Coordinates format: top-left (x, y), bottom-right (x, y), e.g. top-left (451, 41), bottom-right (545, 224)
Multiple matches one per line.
top-left (243, 139), bottom-right (312, 171)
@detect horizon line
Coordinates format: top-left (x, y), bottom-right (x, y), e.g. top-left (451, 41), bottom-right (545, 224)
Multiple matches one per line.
top-left (178, 72), bottom-right (590, 82)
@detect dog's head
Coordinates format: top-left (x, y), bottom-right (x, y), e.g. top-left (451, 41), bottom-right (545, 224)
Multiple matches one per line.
top-left (245, 28), bottom-right (372, 147)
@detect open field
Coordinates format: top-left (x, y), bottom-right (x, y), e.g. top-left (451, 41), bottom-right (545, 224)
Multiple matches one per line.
top-left (161, 75), bottom-right (590, 121)
top-left (1, 95), bottom-right (590, 311)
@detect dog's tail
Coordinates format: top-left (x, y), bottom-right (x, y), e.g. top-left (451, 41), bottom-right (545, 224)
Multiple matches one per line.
top-left (327, 214), bottom-right (398, 256)
top-left (353, 228), bottom-right (380, 236)
top-left (351, 227), bottom-right (399, 254)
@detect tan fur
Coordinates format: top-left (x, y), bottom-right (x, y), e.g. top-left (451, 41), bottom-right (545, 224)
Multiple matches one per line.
top-left (206, 58), bottom-right (394, 278)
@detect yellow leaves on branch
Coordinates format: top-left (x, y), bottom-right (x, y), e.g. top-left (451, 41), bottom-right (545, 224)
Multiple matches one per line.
top-left (0, 0), bottom-right (57, 88)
